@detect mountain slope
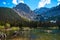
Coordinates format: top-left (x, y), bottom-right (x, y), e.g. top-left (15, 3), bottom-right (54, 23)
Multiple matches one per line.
top-left (34, 7), bottom-right (49, 14)
top-left (13, 3), bottom-right (36, 21)
top-left (14, 3), bottom-right (31, 13)
top-left (44, 5), bottom-right (60, 17)
top-left (34, 5), bottom-right (60, 21)
top-left (42, 4), bottom-right (60, 21)
top-left (0, 7), bottom-right (29, 25)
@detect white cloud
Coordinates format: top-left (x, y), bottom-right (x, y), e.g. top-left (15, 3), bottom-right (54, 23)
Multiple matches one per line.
top-left (12, 0), bottom-right (18, 5)
top-left (57, 0), bottom-right (60, 5)
top-left (12, 0), bottom-right (24, 5)
top-left (38, 0), bottom-right (51, 8)
top-left (18, 0), bottom-right (24, 3)
top-left (3, 2), bottom-right (6, 5)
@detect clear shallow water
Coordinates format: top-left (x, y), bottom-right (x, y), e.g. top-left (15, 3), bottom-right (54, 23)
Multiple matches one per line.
top-left (1, 28), bottom-right (60, 40)
top-left (18, 28), bottom-right (60, 40)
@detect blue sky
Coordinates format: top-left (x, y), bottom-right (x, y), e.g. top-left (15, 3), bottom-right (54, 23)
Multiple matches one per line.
top-left (0, 0), bottom-right (60, 10)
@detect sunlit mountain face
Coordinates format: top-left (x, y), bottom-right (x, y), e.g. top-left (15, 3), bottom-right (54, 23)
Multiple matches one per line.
top-left (13, 3), bottom-right (36, 21)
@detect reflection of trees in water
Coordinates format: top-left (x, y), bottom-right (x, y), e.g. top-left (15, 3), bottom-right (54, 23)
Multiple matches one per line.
top-left (0, 28), bottom-right (60, 40)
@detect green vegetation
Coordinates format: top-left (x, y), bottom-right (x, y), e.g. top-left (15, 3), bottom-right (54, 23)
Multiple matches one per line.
top-left (0, 23), bottom-right (59, 40)
top-left (0, 7), bottom-right (60, 40)
top-left (0, 7), bottom-right (60, 29)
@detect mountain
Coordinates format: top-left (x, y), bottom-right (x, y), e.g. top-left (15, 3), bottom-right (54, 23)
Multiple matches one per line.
top-left (44, 5), bottom-right (60, 17)
top-left (44, 4), bottom-right (60, 21)
top-left (34, 5), bottom-right (60, 21)
top-left (13, 3), bottom-right (36, 21)
top-left (0, 7), bottom-right (29, 25)
top-left (33, 7), bottom-right (49, 21)
top-left (34, 7), bottom-right (49, 14)
top-left (13, 3), bottom-right (31, 13)
top-left (0, 7), bottom-right (19, 21)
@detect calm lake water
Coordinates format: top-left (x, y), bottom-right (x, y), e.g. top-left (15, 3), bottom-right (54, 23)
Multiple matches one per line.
top-left (16, 28), bottom-right (60, 40)
top-left (1, 28), bottom-right (60, 40)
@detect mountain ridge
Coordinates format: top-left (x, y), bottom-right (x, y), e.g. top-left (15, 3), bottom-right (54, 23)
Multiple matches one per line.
top-left (33, 4), bottom-right (60, 21)
top-left (13, 3), bottom-right (36, 21)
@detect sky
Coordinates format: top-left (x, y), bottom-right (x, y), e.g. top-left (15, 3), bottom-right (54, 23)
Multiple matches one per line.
top-left (0, 0), bottom-right (60, 10)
